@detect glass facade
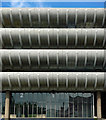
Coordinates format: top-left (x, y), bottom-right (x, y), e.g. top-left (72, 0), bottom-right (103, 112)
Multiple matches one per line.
top-left (9, 93), bottom-right (94, 118)
top-left (2, 93), bottom-right (5, 115)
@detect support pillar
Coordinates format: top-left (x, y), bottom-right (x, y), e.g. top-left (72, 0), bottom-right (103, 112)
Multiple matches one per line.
top-left (5, 91), bottom-right (10, 120)
top-left (97, 91), bottom-right (102, 118)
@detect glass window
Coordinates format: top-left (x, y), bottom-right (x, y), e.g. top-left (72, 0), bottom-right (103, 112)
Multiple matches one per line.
top-left (1, 93), bottom-right (5, 115)
top-left (10, 92), bottom-right (94, 118)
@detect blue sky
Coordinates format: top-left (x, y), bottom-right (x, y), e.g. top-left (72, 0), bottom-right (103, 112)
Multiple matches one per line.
top-left (2, 0), bottom-right (106, 2)
top-left (1, 0), bottom-right (106, 8)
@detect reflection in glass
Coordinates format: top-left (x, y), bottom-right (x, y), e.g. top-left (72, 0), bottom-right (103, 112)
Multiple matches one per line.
top-left (10, 92), bottom-right (93, 118)
top-left (2, 93), bottom-right (5, 115)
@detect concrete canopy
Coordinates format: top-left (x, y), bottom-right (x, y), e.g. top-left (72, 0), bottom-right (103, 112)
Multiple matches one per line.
top-left (1, 29), bottom-right (105, 49)
top-left (1, 50), bottom-right (106, 72)
top-left (1, 72), bottom-right (106, 91)
top-left (1, 8), bottom-right (105, 28)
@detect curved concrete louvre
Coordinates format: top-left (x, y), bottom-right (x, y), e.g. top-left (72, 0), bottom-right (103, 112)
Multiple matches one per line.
top-left (0, 8), bottom-right (105, 28)
top-left (1, 29), bottom-right (105, 49)
top-left (1, 72), bottom-right (106, 91)
top-left (1, 50), bottom-right (106, 71)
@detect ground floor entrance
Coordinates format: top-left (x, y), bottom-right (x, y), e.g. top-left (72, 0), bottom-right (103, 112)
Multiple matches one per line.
top-left (2, 92), bottom-right (94, 118)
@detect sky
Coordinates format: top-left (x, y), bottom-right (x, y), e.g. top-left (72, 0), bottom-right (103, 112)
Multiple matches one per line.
top-left (1, 0), bottom-right (106, 8)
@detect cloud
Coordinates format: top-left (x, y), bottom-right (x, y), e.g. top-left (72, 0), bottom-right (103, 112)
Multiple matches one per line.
top-left (8, 0), bottom-right (46, 8)
top-left (10, 0), bottom-right (26, 7)
top-left (37, 0), bottom-right (44, 7)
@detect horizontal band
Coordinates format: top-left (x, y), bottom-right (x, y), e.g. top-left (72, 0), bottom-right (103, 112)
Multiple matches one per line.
top-left (1, 29), bottom-right (105, 49)
top-left (1, 50), bottom-right (106, 71)
top-left (1, 72), bottom-right (105, 91)
top-left (0, 8), bottom-right (105, 28)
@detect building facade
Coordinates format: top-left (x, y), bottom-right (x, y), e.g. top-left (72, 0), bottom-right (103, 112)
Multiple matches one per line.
top-left (0, 8), bottom-right (106, 119)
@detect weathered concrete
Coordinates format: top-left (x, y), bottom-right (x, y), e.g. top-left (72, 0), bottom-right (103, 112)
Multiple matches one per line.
top-left (97, 91), bottom-right (102, 118)
top-left (5, 91), bottom-right (10, 120)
